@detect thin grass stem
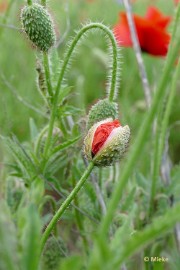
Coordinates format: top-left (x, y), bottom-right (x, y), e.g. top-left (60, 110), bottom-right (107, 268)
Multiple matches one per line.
top-left (149, 57), bottom-right (180, 216)
top-left (99, 33), bottom-right (180, 237)
top-left (149, 4), bottom-right (180, 217)
top-left (123, 0), bottom-right (151, 107)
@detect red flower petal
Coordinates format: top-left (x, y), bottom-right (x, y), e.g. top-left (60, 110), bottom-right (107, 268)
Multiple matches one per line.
top-left (113, 7), bottom-right (171, 57)
top-left (142, 24), bottom-right (170, 56)
top-left (113, 13), bottom-right (132, 47)
top-left (174, 0), bottom-right (180, 5)
top-left (145, 6), bottom-right (171, 29)
top-left (92, 120), bottom-right (121, 156)
top-left (0, 1), bottom-right (8, 13)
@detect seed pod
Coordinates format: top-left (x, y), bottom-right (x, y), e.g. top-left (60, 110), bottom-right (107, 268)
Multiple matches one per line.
top-left (21, 3), bottom-right (56, 52)
top-left (87, 99), bottom-right (118, 129)
top-left (84, 118), bottom-right (130, 166)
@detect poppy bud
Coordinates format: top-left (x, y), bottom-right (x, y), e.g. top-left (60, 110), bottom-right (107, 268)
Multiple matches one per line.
top-left (87, 99), bottom-right (118, 129)
top-left (21, 3), bottom-right (56, 52)
top-left (42, 236), bottom-right (67, 270)
top-left (84, 118), bottom-right (130, 166)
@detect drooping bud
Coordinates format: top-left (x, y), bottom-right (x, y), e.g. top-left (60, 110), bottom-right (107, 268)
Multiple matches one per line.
top-left (84, 118), bottom-right (130, 166)
top-left (87, 99), bottom-right (118, 129)
top-left (21, 3), bottom-right (56, 52)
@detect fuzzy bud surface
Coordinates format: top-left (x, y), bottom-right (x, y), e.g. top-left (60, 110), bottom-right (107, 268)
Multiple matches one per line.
top-left (84, 118), bottom-right (130, 166)
top-left (87, 99), bottom-right (118, 129)
top-left (21, 3), bottom-right (56, 52)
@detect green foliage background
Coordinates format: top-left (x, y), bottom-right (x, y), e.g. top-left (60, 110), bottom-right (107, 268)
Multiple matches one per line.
top-left (0, 0), bottom-right (180, 270)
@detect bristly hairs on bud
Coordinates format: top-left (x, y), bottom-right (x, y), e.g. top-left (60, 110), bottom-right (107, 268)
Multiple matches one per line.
top-left (21, 2), bottom-right (56, 52)
top-left (106, 35), bottom-right (122, 101)
top-left (87, 98), bottom-right (119, 129)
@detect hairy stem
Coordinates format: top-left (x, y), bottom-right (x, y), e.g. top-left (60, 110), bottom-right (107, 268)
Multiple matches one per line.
top-left (27, 0), bottom-right (32, 5)
top-left (43, 52), bottom-right (53, 97)
top-left (72, 175), bottom-right (89, 254)
top-left (40, 161), bottom-right (94, 251)
top-left (123, 0), bottom-right (151, 107)
top-left (43, 23), bottom-right (119, 157)
top-left (83, 156), bottom-right (107, 216)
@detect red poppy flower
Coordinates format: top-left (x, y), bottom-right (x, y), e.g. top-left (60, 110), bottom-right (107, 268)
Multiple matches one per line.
top-left (113, 6), bottom-right (171, 56)
top-left (92, 119), bottom-right (121, 155)
top-left (0, 0), bottom-right (8, 13)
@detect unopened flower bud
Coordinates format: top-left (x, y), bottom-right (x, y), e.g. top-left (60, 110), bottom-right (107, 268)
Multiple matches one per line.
top-left (87, 99), bottom-right (118, 129)
top-left (42, 236), bottom-right (67, 270)
top-left (21, 3), bottom-right (56, 52)
top-left (84, 118), bottom-right (130, 166)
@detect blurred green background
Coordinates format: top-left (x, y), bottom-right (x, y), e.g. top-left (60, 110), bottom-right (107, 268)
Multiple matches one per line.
top-left (0, 0), bottom-right (179, 168)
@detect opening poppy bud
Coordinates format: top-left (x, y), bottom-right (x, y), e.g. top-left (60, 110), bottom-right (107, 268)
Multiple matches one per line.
top-left (84, 118), bottom-right (130, 166)
top-left (21, 3), bottom-right (56, 52)
top-left (87, 99), bottom-right (118, 129)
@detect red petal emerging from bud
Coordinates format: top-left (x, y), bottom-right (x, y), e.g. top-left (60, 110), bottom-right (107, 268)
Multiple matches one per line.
top-left (92, 120), bottom-right (121, 156)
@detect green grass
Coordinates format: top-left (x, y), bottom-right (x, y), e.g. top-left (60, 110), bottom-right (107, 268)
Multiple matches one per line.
top-left (0, 0), bottom-right (180, 270)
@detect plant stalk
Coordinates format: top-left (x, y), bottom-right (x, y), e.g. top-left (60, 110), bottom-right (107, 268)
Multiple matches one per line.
top-left (40, 161), bottom-right (94, 251)
top-left (99, 35), bottom-right (180, 237)
top-left (149, 57), bottom-right (180, 216)
top-left (27, 0), bottom-right (32, 5)
top-left (43, 52), bottom-right (53, 97)
top-left (43, 23), bottom-right (119, 158)
top-left (123, 0), bottom-right (151, 108)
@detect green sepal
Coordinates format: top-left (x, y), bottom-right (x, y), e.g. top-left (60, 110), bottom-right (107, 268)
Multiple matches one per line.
top-left (87, 99), bottom-right (118, 129)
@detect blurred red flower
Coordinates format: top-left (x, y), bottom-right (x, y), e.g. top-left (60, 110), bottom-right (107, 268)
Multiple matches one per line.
top-left (113, 6), bottom-right (171, 56)
top-left (0, 0), bottom-right (8, 13)
top-left (174, 0), bottom-right (180, 4)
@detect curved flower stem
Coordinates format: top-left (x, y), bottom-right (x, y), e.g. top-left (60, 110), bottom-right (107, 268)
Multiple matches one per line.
top-left (56, 23), bottom-right (119, 103)
top-left (40, 161), bottom-right (94, 251)
top-left (43, 23), bottom-right (119, 158)
top-left (43, 52), bottom-right (53, 98)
